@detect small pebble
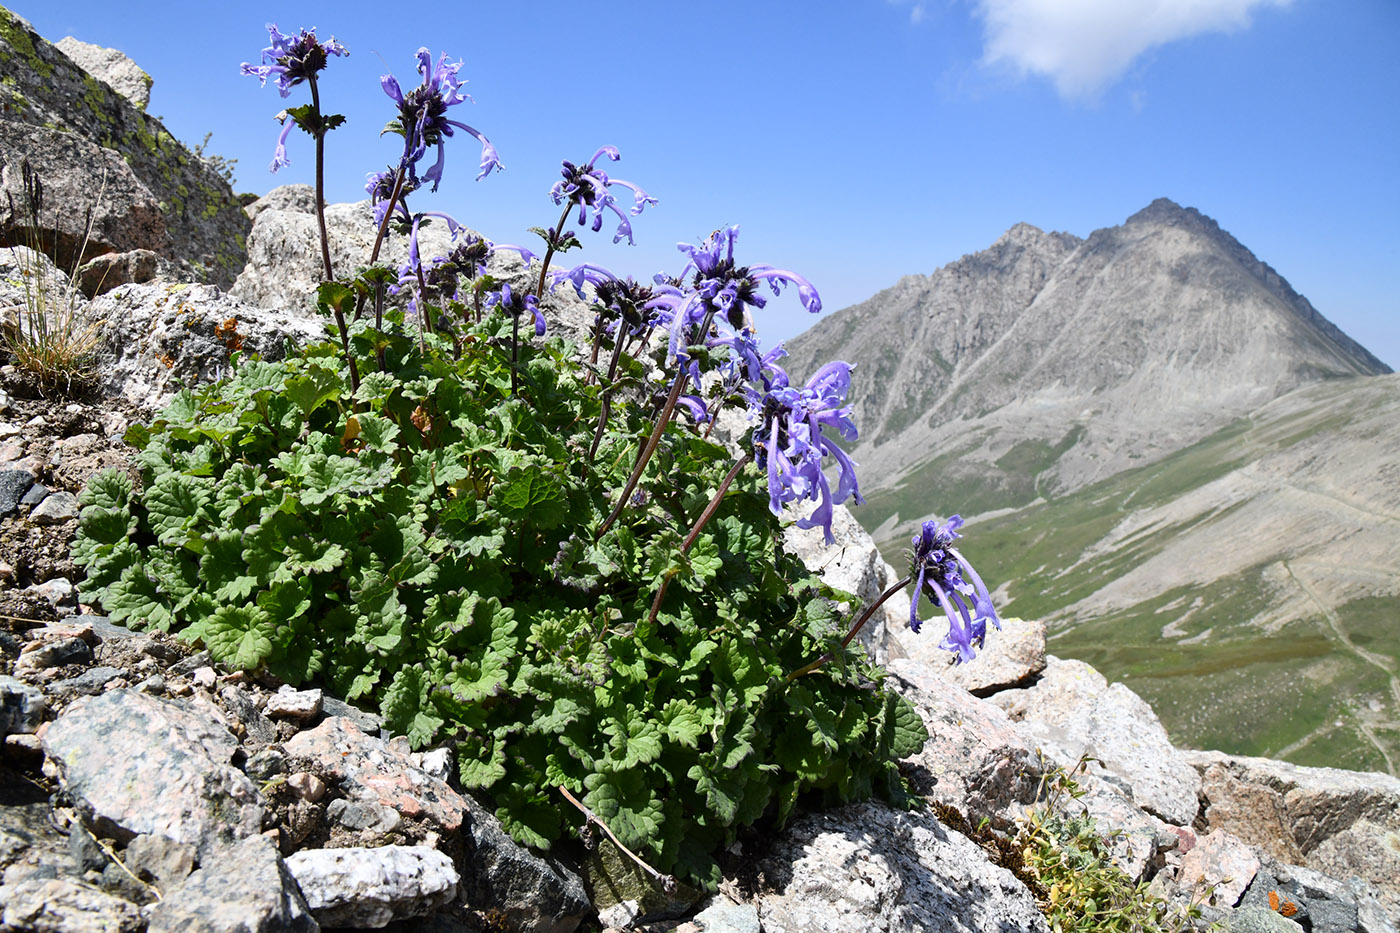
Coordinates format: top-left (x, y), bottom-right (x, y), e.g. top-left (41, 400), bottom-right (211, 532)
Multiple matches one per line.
top-left (191, 667), bottom-right (217, 689)
top-left (24, 416), bottom-right (45, 429)
top-left (136, 675), bottom-right (166, 694)
top-left (30, 492), bottom-right (81, 525)
top-left (286, 772), bottom-right (327, 803)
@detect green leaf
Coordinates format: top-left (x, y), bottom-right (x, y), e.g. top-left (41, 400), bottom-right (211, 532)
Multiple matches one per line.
top-left (78, 468), bottom-right (132, 511)
top-left (584, 769), bottom-right (663, 851)
top-left (602, 714), bottom-right (663, 771)
top-left (202, 605), bottom-right (277, 670)
top-left (660, 699), bottom-right (707, 749)
top-left (457, 728), bottom-right (509, 789)
top-left (381, 666), bottom-right (446, 749)
top-left (490, 464), bottom-right (569, 530)
top-left (284, 364), bottom-right (344, 416)
top-left (688, 535), bottom-right (722, 583)
top-left (103, 565), bottom-right (174, 631)
top-left (145, 473), bottom-right (214, 545)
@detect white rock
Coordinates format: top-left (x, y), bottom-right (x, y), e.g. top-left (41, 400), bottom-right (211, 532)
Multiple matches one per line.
top-left (752, 799), bottom-right (1049, 933)
top-left (265, 686), bottom-right (322, 722)
top-left (285, 845), bottom-right (459, 928)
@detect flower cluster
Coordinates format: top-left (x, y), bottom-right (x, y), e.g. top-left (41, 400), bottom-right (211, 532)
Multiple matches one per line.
top-left (652, 226), bottom-right (821, 368)
top-left (550, 146), bottom-right (657, 245)
top-left (908, 517), bottom-right (1000, 662)
top-left (240, 24), bottom-right (346, 97)
top-left (750, 357), bottom-right (864, 545)
top-left (241, 24), bottom-right (348, 173)
top-left (381, 48), bottom-right (501, 190)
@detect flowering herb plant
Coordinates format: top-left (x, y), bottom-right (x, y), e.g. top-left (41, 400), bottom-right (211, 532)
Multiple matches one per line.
top-left (73, 28), bottom-right (999, 890)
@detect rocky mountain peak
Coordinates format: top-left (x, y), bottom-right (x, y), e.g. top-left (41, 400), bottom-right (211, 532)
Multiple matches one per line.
top-left (785, 199), bottom-right (1390, 516)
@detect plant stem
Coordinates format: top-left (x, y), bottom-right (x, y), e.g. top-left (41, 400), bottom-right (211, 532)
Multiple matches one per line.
top-left (510, 308), bottom-right (521, 397)
top-left (534, 202), bottom-right (574, 300)
top-left (557, 786), bottom-right (676, 893)
top-left (308, 78), bottom-right (334, 283)
top-left (595, 307), bottom-right (716, 539)
top-left (586, 330), bottom-right (631, 462)
top-left (647, 452), bottom-right (752, 624)
top-left (785, 575), bottom-right (913, 682)
top-left (595, 371), bottom-right (687, 539)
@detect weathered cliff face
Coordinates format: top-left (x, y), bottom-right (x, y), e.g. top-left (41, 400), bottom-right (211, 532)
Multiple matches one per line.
top-left (0, 6), bottom-right (249, 288)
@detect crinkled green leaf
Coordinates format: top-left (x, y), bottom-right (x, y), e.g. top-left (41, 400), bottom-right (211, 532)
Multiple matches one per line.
top-left (145, 473), bottom-right (214, 544)
top-left (584, 769), bottom-right (663, 851)
top-left (381, 665), bottom-right (446, 748)
top-left (660, 699), bottom-right (707, 749)
top-left (202, 605), bottom-right (277, 670)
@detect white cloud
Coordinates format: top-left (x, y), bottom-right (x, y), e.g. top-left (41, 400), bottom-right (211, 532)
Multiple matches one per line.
top-left (977, 0), bottom-right (1292, 99)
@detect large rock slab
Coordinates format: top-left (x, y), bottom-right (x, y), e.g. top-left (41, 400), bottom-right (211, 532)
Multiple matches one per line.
top-left (885, 658), bottom-right (1044, 830)
top-left (54, 36), bottom-right (151, 111)
top-left (1184, 748), bottom-right (1400, 918)
top-left (146, 834), bottom-right (318, 933)
top-left (0, 122), bottom-right (166, 267)
top-left (231, 198), bottom-right (460, 312)
top-left (0, 7), bottom-right (249, 285)
top-left (88, 282), bottom-right (326, 411)
top-left (457, 798), bottom-right (591, 933)
top-left (750, 799), bottom-right (1049, 933)
top-left (994, 656), bottom-right (1202, 825)
top-left (41, 689), bottom-right (267, 855)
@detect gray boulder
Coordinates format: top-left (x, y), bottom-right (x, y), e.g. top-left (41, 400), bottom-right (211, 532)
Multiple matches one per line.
top-left (456, 798), bottom-right (591, 933)
top-left (994, 655), bottom-right (1203, 826)
top-left (0, 123), bottom-right (166, 268)
top-left (41, 689), bottom-right (267, 856)
top-left (88, 282), bottom-right (327, 411)
top-left (147, 834), bottom-right (318, 933)
top-left (750, 799), bottom-right (1049, 933)
top-left (1184, 748), bottom-right (1400, 919)
top-left (885, 659), bottom-right (1044, 830)
top-left (231, 198), bottom-right (460, 312)
top-left (243, 183), bottom-right (318, 221)
top-left (284, 845), bottom-right (457, 929)
top-left (0, 876), bottom-right (143, 932)
top-left (54, 37), bottom-right (152, 111)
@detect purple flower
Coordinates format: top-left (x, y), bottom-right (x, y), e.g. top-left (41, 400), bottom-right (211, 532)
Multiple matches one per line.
top-left (240, 24), bottom-right (346, 98)
top-left (381, 48), bottom-right (501, 189)
top-left (550, 146), bottom-right (657, 245)
top-left (750, 359), bottom-right (863, 545)
top-left (485, 283), bottom-right (546, 337)
top-left (242, 25), bottom-right (346, 173)
top-left (653, 226), bottom-right (821, 366)
top-left (908, 517), bottom-right (1000, 663)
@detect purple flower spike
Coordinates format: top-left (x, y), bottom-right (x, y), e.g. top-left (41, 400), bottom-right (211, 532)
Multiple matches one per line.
top-left (486, 283), bottom-right (546, 337)
top-left (241, 24), bottom-right (346, 98)
top-left (550, 146), bottom-right (657, 245)
top-left (907, 516), bottom-right (998, 664)
top-left (749, 359), bottom-right (863, 545)
top-left (381, 48), bottom-right (500, 190)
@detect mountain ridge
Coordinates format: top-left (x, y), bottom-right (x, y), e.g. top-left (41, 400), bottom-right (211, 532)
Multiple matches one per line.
top-left (782, 198), bottom-right (1399, 772)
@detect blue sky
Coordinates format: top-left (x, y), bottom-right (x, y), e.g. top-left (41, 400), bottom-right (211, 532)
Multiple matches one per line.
top-left (13, 0), bottom-right (1399, 368)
